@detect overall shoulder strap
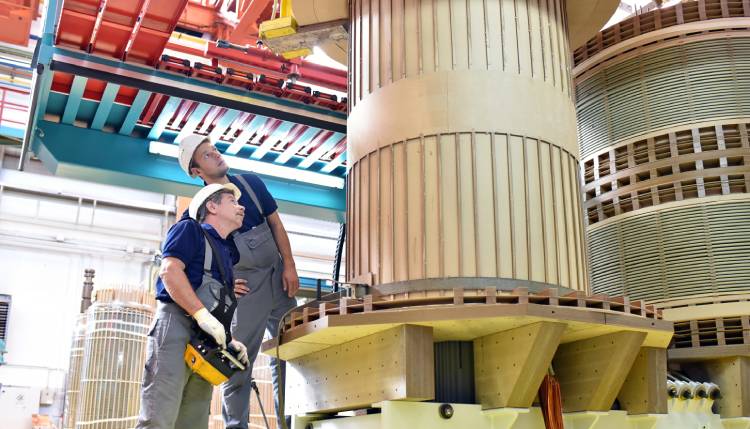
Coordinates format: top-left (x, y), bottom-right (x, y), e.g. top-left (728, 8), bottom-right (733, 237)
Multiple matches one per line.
top-left (199, 227), bottom-right (230, 288)
top-left (202, 237), bottom-right (213, 273)
top-left (234, 174), bottom-right (264, 215)
top-left (197, 224), bottom-right (237, 335)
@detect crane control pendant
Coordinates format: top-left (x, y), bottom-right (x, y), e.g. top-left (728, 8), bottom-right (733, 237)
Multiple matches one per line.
top-left (184, 333), bottom-right (247, 386)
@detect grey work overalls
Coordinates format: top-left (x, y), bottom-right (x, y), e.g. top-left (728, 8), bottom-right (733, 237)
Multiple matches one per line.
top-left (136, 234), bottom-right (233, 429)
top-left (222, 175), bottom-right (297, 429)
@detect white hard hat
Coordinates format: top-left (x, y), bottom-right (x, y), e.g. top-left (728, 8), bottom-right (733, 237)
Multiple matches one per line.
top-left (189, 183), bottom-right (242, 220)
top-left (178, 134), bottom-right (211, 177)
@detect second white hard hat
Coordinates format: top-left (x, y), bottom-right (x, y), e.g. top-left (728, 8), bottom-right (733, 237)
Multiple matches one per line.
top-left (188, 183), bottom-right (242, 221)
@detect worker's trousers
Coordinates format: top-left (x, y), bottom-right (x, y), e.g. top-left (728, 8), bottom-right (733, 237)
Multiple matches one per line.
top-left (222, 222), bottom-right (297, 429)
top-left (135, 302), bottom-right (213, 429)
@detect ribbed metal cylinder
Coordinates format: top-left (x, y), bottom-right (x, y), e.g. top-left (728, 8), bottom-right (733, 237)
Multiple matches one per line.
top-left (63, 315), bottom-right (86, 429)
top-left (588, 196), bottom-right (750, 300)
top-left (434, 341), bottom-right (475, 404)
top-left (75, 302), bottom-right (153, 429)
top-left (577, 37), bottom-right (750, 160)
top-left (574, 1), bottom-right (750, 302)
top-left (346, 0), bottom-right (589, 291)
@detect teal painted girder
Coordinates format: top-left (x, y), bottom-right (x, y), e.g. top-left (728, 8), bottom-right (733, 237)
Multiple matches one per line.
top-left (321, 150), bottom-right (347, 174)
top-left (119, 90), bottom-right (152, 135)
top-left (46, 92), bottom-right (132, 129)
top-left (147, 96), bottom-right (181, 140)
top-left (43, 92), bottom-right (348, 175)
top-left (0, 125), bottom-right (24, 139)
top-left (91, 82), bottom-right (120, 130)
top-left (299, 132), bottom-right (345, 169)
top-left (175, 102), bottom-right (211, 141)
top-left (33, 120), bottom-right (346, 222)
top-left (209, 109), bottom-right (240, 142)
top-left (61, 75), bottom-right (87, 124)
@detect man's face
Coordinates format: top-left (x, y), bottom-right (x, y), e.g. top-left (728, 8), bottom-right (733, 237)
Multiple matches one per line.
top-left (191, 141), bottom-right (229, 179)
top-left (208, 192), bottom-right (245, 230)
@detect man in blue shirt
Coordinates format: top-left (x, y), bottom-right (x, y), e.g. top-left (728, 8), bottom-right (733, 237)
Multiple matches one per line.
top-left (136, 183), bottom-right (250, 429)
top-left (178, 134), bottom-right (299, 429)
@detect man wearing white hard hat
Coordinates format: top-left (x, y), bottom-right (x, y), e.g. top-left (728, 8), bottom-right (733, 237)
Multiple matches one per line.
top-left (177, 134), bottom-right (299, 429)
top-left (135, 183), bottom-right (249, 429)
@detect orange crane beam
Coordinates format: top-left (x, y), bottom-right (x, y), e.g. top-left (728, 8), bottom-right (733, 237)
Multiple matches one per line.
top-left (228, 0), bottom-right (272, 45)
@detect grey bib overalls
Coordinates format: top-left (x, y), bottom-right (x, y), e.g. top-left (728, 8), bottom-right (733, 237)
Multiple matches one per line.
top-left (136, 235), bottom-right (230, 429)
top-left (222, 175), bottom-right (297, 429)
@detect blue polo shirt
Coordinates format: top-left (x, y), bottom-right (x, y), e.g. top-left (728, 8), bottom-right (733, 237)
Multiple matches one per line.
top-left (155, 219), bottom-right (238, 303)
top-left (228, 173), bottom-right (277, 232)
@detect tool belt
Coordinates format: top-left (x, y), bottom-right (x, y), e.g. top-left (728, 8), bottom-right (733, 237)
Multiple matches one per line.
top-left (184, 222), bottom-right (246, 385)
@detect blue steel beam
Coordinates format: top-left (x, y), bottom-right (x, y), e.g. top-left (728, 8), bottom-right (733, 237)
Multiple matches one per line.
top-left (224, 112), bottom-right (250, 141)
top-left (225, 114), bottom-right (267, 155)
top-left (224, 126), bottom-right (254, 155)
top-left (147, 96), bottom-right (181, 140)
top-left (28, 69), bottom-right (54, 156)
top-left (298, 133), bottom-right (345, 169)
top-left (321, 149), bottom-right (347, 173)
top-left (34, 121), bottom-right (346, 222)
top-left (32, 0), bottom-right (59, 126)
top-left (0, 125), bottom-right (25, 139)
top-left (208, 109), bottom-right (240, 142)
top-left (119, 90), bottom-right (152, 135)
top-left (0, 81), bottom-right (32, 92)
top-left (252, 121), bottom-right (295, 160)
top-left (61, 75), bottom-right (87, 124)
top-left (299, 277), bottom-right (335, 293)
top-left (21, 0), bottom-right (63, 169)
top-left (275, 127), bottom-right (320, 164)
top-left (197, 106), bottom-right (221, 134)
top-left (34, 72), bottom-right (54, 121)
top-left (176, 102), bottom-right (211, 142)
top-left (90, 82), bottom-right (120, 130)
top-left (44, 0), bottom-right (63, 44)
top-left (169, 101), bottom-right (192, 131)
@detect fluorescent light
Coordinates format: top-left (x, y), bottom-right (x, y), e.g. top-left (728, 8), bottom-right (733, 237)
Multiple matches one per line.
top-left (149, 141), bottom-right (345, 189)
top-left (149, 141), bottom-right (180, 157)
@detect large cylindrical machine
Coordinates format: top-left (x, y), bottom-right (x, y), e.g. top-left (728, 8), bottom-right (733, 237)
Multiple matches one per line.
top-left (573, 0), bottom-right (750, 301)
top-left (262, 2), bottom-right (690, 429)
top-left (572, 0), bottom-right (750, 421)
top-left (345, 0), bottom-right (593, 292)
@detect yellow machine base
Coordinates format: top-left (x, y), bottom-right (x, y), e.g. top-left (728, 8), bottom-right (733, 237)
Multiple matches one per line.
top-left (293, 401), bottom-right (748, 429)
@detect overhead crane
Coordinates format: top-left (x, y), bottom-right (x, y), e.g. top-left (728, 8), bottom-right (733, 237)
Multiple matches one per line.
top-left (18, 0), bottom-right (350, 221)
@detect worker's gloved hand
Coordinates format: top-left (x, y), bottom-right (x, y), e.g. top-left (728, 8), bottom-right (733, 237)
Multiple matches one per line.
top-left (229, 340), bottom-right (249, 366)
top-left (193, 308), bottom-right (226, 349)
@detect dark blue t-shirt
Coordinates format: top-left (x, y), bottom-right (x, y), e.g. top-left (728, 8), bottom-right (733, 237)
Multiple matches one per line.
top-left (228, 173), bottom-right (278, 232)
top-left (155, 219), bottom-right (238, 303)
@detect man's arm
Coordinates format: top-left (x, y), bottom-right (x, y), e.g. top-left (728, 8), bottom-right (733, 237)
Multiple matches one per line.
top-left (266, 211), bottom-right (300, 297)
top-left (159, 257), bottom-right (204, 315)
top-left (160, 256), bottom-right (227, 347)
